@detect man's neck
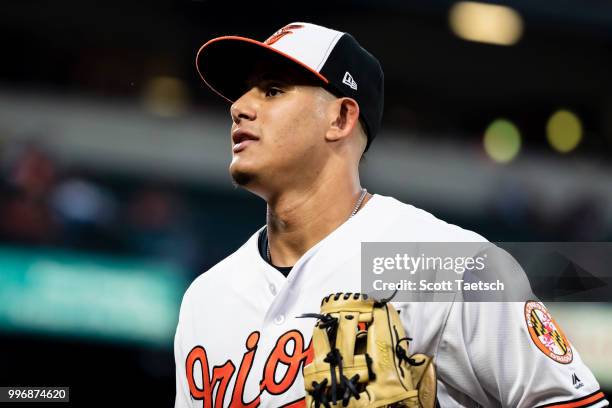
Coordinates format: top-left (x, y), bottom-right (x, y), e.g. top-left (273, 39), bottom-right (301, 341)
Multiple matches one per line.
top-left (265, 182), bottom-right (371, 267)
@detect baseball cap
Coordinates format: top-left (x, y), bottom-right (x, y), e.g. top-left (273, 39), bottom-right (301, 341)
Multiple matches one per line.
top-left (195, 22), bottom-right (384, 150)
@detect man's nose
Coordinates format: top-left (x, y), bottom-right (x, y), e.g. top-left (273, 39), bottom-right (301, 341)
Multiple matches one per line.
top-left (230, 89), bottom-right (258, 124)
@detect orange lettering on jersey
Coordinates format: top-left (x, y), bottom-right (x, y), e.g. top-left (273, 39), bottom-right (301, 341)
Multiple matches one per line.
top-left (260, 330), bottom-right (313, 395)
top-left (185, 329), bottom-right (314, 407)
top-left (264, 24), bottom-right (304, 45)
top-left (230, 331), bottom-right (261, 407)
top-left (186, 346), bottom-right (236, 408)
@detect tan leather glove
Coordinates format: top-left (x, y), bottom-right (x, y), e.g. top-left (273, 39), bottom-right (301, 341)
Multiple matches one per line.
top-left (300, 293), bottom-right (436, 408)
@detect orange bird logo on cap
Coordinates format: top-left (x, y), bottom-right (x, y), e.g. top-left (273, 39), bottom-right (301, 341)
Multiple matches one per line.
top-left (264, 24), bottom-right (304, 45)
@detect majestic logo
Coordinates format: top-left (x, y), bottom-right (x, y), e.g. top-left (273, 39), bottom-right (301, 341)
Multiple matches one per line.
top-left (342, 72), bottom-right (358, 90)
top-left (572, 373), bottom-right (584, 389)
top-left (264, 24), bottom-right (304, 45)
top-left (185, 330), bottom-right (313, 407)
top-left (524, 301), bottom-right (573, 364)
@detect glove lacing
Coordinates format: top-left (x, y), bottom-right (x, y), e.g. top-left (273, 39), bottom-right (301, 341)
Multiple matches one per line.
top-left (376, 290), bottom-right (425, 377)
top-left (394, 327), bottom-right (425, 380)
top-left (299, 306), bottom-right (363, 407)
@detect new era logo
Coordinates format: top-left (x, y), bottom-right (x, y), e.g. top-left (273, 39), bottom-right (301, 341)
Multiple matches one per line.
top-left (342, 71), bottom-right (357, 90)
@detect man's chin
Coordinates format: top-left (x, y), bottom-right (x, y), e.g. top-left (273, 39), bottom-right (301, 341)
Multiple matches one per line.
top-left (230, 167), bottom-right (258, 188)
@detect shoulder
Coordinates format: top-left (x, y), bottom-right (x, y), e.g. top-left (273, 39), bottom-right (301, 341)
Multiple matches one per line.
top-left (372, 194), bottom-right (487, 242)
top-left (182, 227), bottom-right (262, 302)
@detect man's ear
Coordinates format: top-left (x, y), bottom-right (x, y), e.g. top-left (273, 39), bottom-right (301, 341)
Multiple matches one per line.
top-left (326, 98), bottom-right (360, 142)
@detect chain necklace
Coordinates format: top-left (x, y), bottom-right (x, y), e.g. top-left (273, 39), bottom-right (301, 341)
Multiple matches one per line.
top-left (266, 188), bottom-right (368, 263)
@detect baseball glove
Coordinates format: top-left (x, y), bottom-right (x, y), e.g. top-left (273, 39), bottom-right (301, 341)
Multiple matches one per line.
top-left (299, 292), bottom-right (436, 408)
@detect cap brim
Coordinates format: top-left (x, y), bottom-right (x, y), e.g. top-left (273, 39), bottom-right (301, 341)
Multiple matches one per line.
top-left (196, 36), bottom-right (330, 103)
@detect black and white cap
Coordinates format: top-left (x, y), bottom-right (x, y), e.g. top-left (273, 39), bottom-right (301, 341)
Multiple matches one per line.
top-left (196, 22), bottom-right (384, 149)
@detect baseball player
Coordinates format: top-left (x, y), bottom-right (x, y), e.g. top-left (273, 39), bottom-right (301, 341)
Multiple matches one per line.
top-left (174, 22), bottom-right (608, 407)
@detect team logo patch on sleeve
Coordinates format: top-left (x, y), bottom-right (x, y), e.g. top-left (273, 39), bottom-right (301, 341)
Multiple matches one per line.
top-left (525, 301), bottom-right (573, 364)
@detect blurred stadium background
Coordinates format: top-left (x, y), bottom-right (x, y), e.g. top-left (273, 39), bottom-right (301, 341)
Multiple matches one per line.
top-left (1, 0), bottom-right (611, 406)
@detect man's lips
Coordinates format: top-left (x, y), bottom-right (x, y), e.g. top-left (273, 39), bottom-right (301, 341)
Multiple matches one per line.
top-left (233, 139), bottom-right (257, 153)
top-left (232, 129), bottom-right (259, 153)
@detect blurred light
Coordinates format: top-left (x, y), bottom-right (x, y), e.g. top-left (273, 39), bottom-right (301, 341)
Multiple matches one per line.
top-left (483, 119), bottom-right (521, 163)
top-left (142, 76), bottom-right (189, 117)
top-left (548, 303), bottom-right (612, 388)
top-left (546, 109), bottom-right (583, 153)
top-left (0, 246), bottom-right (186, 346)
top-left (449, 2), bottom-right (523, 46)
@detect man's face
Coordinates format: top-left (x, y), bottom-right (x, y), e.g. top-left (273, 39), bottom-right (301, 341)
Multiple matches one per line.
top-left (228, 64), bottom-right (335, 192)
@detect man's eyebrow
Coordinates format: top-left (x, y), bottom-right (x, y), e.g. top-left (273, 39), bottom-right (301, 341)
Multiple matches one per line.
top-left (245, 74), bottom-right (290, 88)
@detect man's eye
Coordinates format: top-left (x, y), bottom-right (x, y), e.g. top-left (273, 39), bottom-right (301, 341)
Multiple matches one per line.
top-left (265, 87), bottom-right (283, 97)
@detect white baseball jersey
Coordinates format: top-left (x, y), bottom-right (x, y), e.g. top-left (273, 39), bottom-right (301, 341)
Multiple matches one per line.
top-left (174, 194), bottom-right (608, 408)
